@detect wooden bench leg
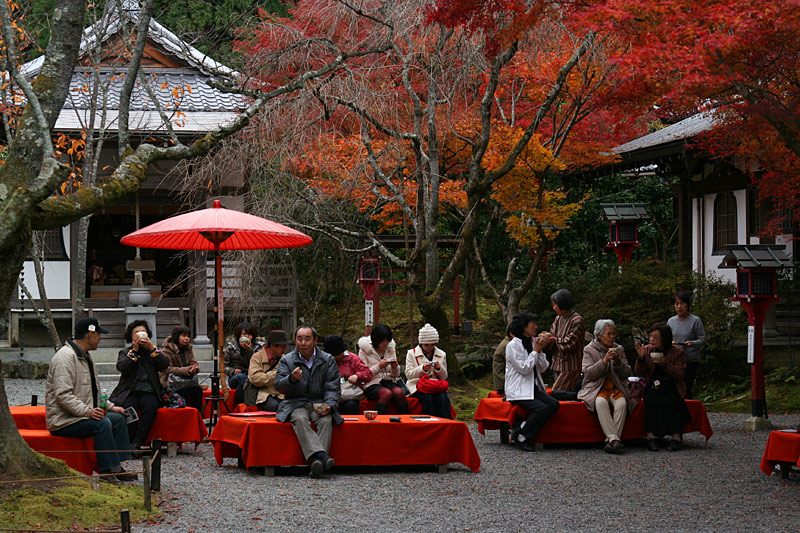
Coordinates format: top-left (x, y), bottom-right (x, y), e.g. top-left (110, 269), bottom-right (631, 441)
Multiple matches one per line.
top-left (167, 442), bottom-right (178, 457)
top-left (780, 462), bottom-right (791, 479)
top-left (500, 423), bottom-right (510, 445)
top-left (262, 467), bottom-right (275, 477)
top-left (535, 442), bottom-right (544, 451)
top-left (437, 464), bottom-right (447, 474)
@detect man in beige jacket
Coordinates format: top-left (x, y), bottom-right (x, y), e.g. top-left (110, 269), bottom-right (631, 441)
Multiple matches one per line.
top-left (46, 317), bottom-right (137, 482)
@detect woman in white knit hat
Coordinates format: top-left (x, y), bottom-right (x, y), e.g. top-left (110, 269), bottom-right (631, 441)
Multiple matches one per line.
top-left (405, 323), bottom-right (452, 419)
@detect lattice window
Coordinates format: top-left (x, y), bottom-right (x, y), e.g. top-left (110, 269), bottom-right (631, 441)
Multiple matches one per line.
top-left (713, 192), bottom-right (738, 253)
top-left (26, 229), bottom-right (69, 261)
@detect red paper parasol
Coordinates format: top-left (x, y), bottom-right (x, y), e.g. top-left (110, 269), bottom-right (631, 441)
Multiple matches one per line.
top-left (121, 199), bottom-right (312, 250)
top-left (121, 200), bottom-right (312, 429)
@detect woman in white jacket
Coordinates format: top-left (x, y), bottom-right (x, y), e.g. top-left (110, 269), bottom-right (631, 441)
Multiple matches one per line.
top-left (405, 324), bottom-right (451, 418)
top-left (358, 324), bottom-right (409, 415)
top-left (505, 312), bottom-right (560, 451)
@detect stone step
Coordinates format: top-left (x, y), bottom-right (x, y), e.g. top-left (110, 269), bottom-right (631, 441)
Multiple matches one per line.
top-left (95, 359), bottom-right (218, 378)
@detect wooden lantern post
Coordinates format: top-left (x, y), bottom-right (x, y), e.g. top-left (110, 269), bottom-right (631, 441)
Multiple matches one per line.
top-left (719, 244), bottom-right (791, 431)
top-left (358, 255), bottom-right (381, 336)
top-left (599, 203), bottom-right (650, 266)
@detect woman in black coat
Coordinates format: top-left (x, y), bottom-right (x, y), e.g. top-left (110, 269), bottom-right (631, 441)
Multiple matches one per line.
top-left (109, 320), bottom-right (169, 450)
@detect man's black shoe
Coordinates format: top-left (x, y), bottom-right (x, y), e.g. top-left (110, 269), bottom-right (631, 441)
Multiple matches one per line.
top-left (309, 458), bottom-right (324, 478)
top-left (320, 452), bottom-right (335, 471)
top-left (113, 467), bottom-right (138, 482)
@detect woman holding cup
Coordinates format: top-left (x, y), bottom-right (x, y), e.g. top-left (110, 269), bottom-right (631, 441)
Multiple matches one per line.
top-left (578, 320), bottom-right (636, 454)
top-left (635, 322), bottom-right (690, 451)
top-left (109, 320), bottom-right (169, 451)
top-left (224, 322), bottom-right (263, 389)
top-left (358, 324), bottom-right (409, 415)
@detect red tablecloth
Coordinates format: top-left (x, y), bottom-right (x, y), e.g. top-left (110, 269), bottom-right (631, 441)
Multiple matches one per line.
top-left (474, 397), bottom-right (713, 443)
top-left (9, 405), bottom-right (47, 429)
top-left (209, 414), bottom-right (481, 472)
top-left (146, 407), bottom-right (208, 444)
top-left (202, 388), bottom-right (237, 418)
top-left (759, 430), bottom-right (800, 475)
top-left (233, 398), bottom-right (457, 418)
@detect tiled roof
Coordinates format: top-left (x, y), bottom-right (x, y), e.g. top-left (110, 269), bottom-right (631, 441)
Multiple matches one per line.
top-left (613, 111), bottom-right (719, 154)
top-left (598, 203), bottom-right (650, 221)
top-left (64, 68), bottom-right (245, 113)
top-left (18, 1), bottom-right (245, 133)
top-left (718, 245), bottom-right (792, 269)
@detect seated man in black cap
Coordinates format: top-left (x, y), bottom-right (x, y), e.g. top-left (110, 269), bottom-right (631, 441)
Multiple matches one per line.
top-left (45, 317), bottom-right (137, 482)
top-left (246, 329), bottom-right (291, 412)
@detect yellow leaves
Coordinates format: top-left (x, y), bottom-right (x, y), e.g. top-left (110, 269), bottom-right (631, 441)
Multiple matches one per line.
top-left (489, 129), bottom-right (581, 248)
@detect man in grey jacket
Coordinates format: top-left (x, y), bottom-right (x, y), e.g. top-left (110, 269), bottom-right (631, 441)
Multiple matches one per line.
top-left (46, 317), bottom-right (137, 482)
top-left (275, 325), bottom-right (342, 478)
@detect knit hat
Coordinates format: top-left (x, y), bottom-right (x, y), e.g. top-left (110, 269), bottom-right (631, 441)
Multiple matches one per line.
top-left (418, 323), bottom-right (439, 344)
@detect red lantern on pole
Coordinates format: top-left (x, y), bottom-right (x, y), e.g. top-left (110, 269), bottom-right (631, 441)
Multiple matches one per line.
top-left (600, 203), bottom-right (650, 264)
top-left (719, 244), bottom-right (791, 431)
top-left (358, 255), bottom-right (381, 335)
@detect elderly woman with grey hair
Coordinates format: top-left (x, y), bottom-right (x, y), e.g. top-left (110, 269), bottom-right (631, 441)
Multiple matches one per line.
top-left (577, 319), bottom-right (636, 454)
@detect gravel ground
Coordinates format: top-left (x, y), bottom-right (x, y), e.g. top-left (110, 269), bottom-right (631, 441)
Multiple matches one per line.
top-left (5, 378), bottom-right (800, 532)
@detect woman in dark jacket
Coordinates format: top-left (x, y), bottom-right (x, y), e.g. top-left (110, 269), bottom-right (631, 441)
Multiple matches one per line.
top-left (109, 320), bottom-right (169, 450)
top-left (224, 322), bottom-right (263, 389)
top-left (634, 322), bottom-right (691, 452)
top-left (160, 325), bottom-right (202, 410)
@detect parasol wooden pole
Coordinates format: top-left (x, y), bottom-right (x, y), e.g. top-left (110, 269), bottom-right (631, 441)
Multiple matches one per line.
top-left (216, 247), bottom-right (226, 389)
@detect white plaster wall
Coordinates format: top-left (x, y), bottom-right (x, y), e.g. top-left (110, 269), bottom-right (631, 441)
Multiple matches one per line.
top-left (693, 190), bottom-right (794, 282)
top-left (17, 226), bottom-right (72, 301)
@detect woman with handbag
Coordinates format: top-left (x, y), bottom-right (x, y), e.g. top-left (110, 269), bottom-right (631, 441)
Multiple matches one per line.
top-left (324, 335), bottom-right (372, 415)
top-left (358, 324), bottom-right (409, 415)
top-left (405, 324), bottom-right (452, 419)
top-left (160, 326), bottom-right (203, 411)
top-left (635, 322), bottom-right (691, 451)
top-left (109, 320), bottom-right (169, 451)
top-left (577, 319), bottom-right (636, 454)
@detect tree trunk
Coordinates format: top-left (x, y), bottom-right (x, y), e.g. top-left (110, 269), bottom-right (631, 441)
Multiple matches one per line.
top-left (31, 235), bottom-right (61, 351)
top-left (463, 253), bottom-right (478, 319)
top-left (72, 216), bottom-right (90, 324)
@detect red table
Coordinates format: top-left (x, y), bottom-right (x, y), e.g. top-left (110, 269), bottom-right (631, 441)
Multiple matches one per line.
top-left (146, 408), bottom-right (208, 449)
top-left (759, 430), bottom-right (800, 477)
top-left (232, 398), bottom-right (457, 418)
top-left (209, 414), bottom-right (481, 473)
top-left (474, 398), bottom-right (713, 443)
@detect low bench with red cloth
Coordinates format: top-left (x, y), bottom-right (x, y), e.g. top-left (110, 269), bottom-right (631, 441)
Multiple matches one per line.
top-left (11, 406), bottom-right (97, 475)
top-left (11, 405), bottom-right (208, 467)
top-left (209, 414), bottom-right (480, 473)
top-left (473, 395), bottom-right (713, 444)
top-left (759, 430), bottom-right (800, 478)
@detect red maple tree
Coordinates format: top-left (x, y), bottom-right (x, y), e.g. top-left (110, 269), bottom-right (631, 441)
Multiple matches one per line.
top-left (574, 0), bottom-right (800, 231)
